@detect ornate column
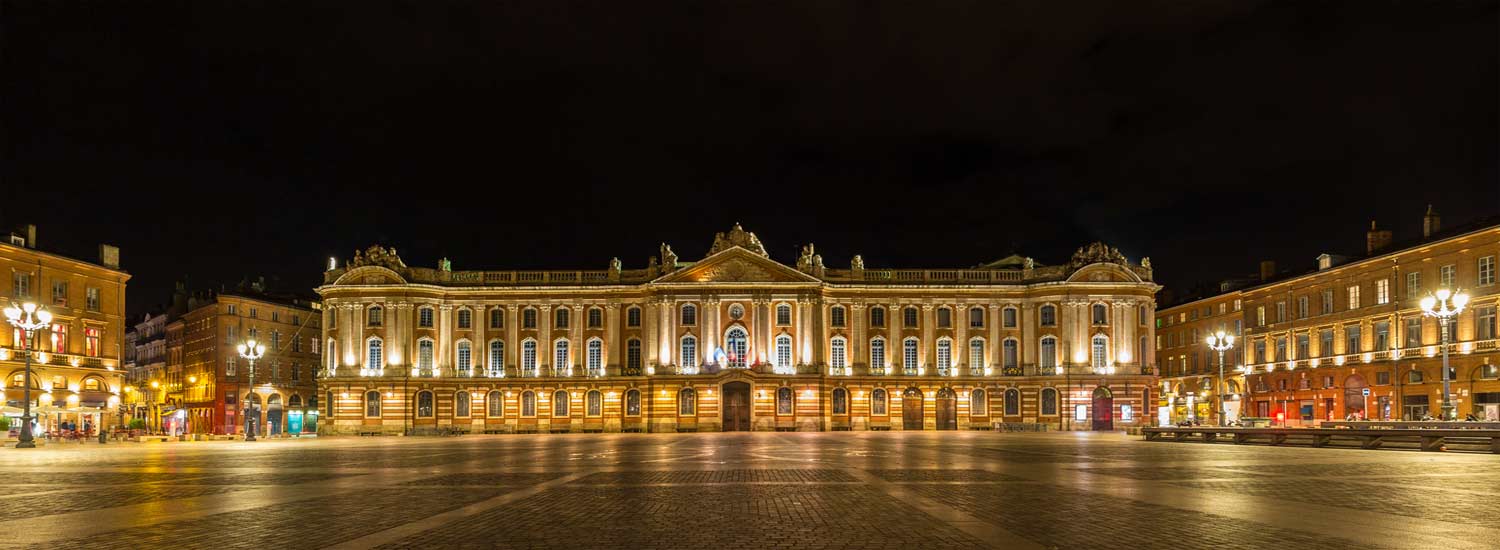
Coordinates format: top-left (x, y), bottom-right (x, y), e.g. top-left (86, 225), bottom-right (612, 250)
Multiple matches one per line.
top-left (438, 304), bottom-right (454, 372)
top-left (644, 298), bottom-right (659, 368)
top-left (606, 303), bottom-right (621, 372)
top-left (539, 305), bottom-right (553, 373)
top-left (1144, 299), bottom-right (1157, 371)
top-left (661, 298), bottom-right (674, 367)
top-left (954, 302), bottom-right (968, 373)
top-left (1021, 303), bottom-right (1034, 365)
top-left (891, 302), bottom-right (903, 370)
top-left (795, 298), bottom-right (809, 366)
top-left (851, 303), bottom-right (867, 367)
top-left (1059, 300), bottom-right (1075, 366)
top-left (338, 302), bottom-right (355, 368)
top-left (475, 304), bottom-right (486, 370)
top-left (989, 304), bottom-right (1001, 368)
top-left (703, 296), bottom-right (719, 366)
top-left (506, 304), bottom-right (519, 373)
top-left (571, 303), bottom-right (584, 374)
top-left (921, 304), bottom-right (935, 371)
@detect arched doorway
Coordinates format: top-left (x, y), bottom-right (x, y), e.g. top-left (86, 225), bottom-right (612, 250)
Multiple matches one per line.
top-left (1091, 387), bottom-right (1113, 431)
top-left (935, 388), bottom-right (957, 430)
top-left (245, 393), bottom-right (262, 437)
top-left (725, 328), bottom-right (748, 368)
top-left (1344, 374), bottom-right (1368, 419)
top-left (902, 388), bottom-right (924, 430)
top-left (722, 381), bottom-right (751, 431)
top-left (267, 394), bottom-right (284, 436)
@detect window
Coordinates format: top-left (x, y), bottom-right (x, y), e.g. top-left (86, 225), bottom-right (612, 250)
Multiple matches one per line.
top-left (587, 339), bottom-right (603, 375)
top-left (1409, 370), bottom-right (1424, 383)
top-left (776, 387), bottom-right (793, 414)
top-left (523, 307), bottom-right (537, 328)
top-left (870, 337), bottom-right (886, 369)
top-left (776, 304), bottom-right (792, 326)
top-left (1092, 304), bottom-right (1107, 325)
top-left (555, 307), bottom-right (570, 329)
top-left (490, 308), bottom-right (504, 329)
top-left (1375, 279), bottom-right (1390, 305)
top-left (416, 391), bottom-right (433, 418)
top-left (680, 304), bottom-right (696, 326)
top-left (903, 338), bottom-right (919, 373)
top-left (1321, 289), bottom-right (1334, 315)
top-left (365, 391), bottom-right (381, 417)
top-left (12, 272), bottom-right (31, 298)
top-left (1002, 307), bottom-right (1017, 328)
top-left (935, 338), bottom-right (952, 371)
top-left (1040, 305), bottom-right (1056, 326)
top-left (226, 356), bottom-right (237, 376)
top-left (487, 391), bottom-right (503, 417)
top-left (831, 306), bottom-right (846, 327)
top-left (292, 336), bottom-right (301, 353)
top-left (626, 306), bottom-right (641, 327)
top-left (1345, 326), bottom-right (1361, 354)
top-left (902, 307), bottom-right (918, 327)
top-left (418, 307), bottom-right (434, 327)
top-left (832, 388), bottom-right (848, 414)
top-left (86, 287), bottom-right (100, 311)
top-left (521, 391), bottom-right (536, 416)
top-left (1004, 389), bottom-right (1020, 416)
top-left (627, 339), bottom-right (642, 373)
top-left (291, 362), bottom-right (300, 381)
top-left (1091, 335), bottom-right (1108, 368)
top-left (49, 323), bottom-right (67, 353)
top-left (587, 307), bottom-right (602, 328)
top-left (1274, 336), bottom-right (1287, 361)
top-left (271, 330), bottom-right (281, 352)
top-left (830, 337), bottom-right (847, 369)
top-left (272, 311), bottom-right (280, 323)
top-left (970, 307), bottom-right (985, 328)
top-left (457, 308), bottom-right (472, 329)
top-left (775, 335), bottom-right (793, 371)
top-left (1478, 306), bottom-right (1497, 340)
top-left (869, 306), bottom-right (885, 327)
top-left (1002, 339), bottom-right (1018, 369)
top-left (1480, 364), bottom-right (1500, 379)
top-left (455, 392), bottom-right (470, 417)
top-left (1041, 388), bottom-right (1058, 415)
top-left (1297, 296), bottom-right (1308, 319)
top-left (1254, 340), bottom-right (1266, 364)
top-left (522, 340), bottom-right (537, 373)
top-left (489, 340), bottom-right (504, 374)
top-left (1407, 272), bottom-right (1422, 297)
top-left (1296, 333), bottom-right (1310, 358)
top-left (363, 306), bottom-right (384, 327)
top-left (1256, 306), bottom-right (1266, 327)
top-left (554, 339), bottom-right (570, 371)
top-left (1405, 318), bottom-right (1422, 348)
top-left (456, 341), bottom-right (472, 374)
top-left (417, 339), bottom-right (434, 371)
top-left (553, 390), bottom-right (569, 417)
top-left (587, 390), bottom-right (602, 416)
top-left (326, 340), bottom-right (335, 370)
top-left (1275, 302), bottom-right (1286, 323)
top-left (968, 339), bottom-right (984, 370)
top-left (936, 307), bottom-right (952, 328)
top-left (723, 327), bottom-right (746, 368)
top-left (1376, 371), bottom-right (1391, 385)
top-left (625, 389), bottom-right (641, 416)
top-left (1374, 322), bottom-right (1389, 351)
top-left (680, 335), bottom-right (697, 367)
top-left (970, 389), bottom-right (986, 415)
top-left (871, 388), bottom-right (887, 415)
top-left (1481, 256), bottom-right (1496, 286)
top-left (84, 327), bottom-right (101, 357)
top-left (1346, 285), bottom-right (1361, 309)
top-left (51, 280), bottom-right (67, 306)
top-left (1440, 264), bottom-right (1455, 288)
top-left (1040, 337), bottom-right (1056, 369)
top-left (1321, 329), bottom-right (1335, 357)
top-left (228, 304), bottom-right (238, 316)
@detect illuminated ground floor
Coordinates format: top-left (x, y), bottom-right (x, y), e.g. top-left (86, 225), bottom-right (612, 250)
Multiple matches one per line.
top-left (318, 370), bottom-right (1156, 434)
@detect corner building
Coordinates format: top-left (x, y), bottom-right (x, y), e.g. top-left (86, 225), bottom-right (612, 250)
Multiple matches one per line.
top-left (316, 225), bottom-right (1158, 434)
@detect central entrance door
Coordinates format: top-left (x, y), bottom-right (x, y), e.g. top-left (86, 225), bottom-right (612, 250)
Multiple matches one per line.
top-left (935, 388), bottom-right (957, 430)
top-left (722, 382), bottom-right (751, 431)
top-left (1091, 387), bottom-right (1114, 431)
top-left (902, 388), bottom-right (924, 430)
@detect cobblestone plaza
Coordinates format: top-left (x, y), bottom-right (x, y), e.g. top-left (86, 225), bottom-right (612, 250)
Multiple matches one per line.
top-left (5, 432), bottom-right (1497, 549)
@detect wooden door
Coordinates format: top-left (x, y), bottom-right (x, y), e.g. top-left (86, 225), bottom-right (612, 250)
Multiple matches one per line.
top-left (902, 388), bottom-right (924, 430)
top-left (722, 382), bottom-right (751, 431)
top-left (935, 388), bottom-right (957, 430)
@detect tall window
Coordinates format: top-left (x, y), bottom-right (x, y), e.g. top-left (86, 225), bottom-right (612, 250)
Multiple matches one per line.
top-left (832, 387), bottom-right (848, 414)
top-left (489, 340), bottom-right (504, 374)
top-left (1321, 289), bottom-right (1334, 315)
top-left (367, 338), bottom-right (384, 370)
top-left (935, 338), bottom-right (952, 371)
top-left (371, 304), bottom-right (387, 327)
top-left (969, 339), bottom-right (984, 370)
top-left (627, 339), bottom-right (642, 372)
top-left (1041, 388), bottom-right (1058, 415)
top-left (1440, 264), bottom-right (1456, 288)
top-left (1373, 323), bottom-right (1389, 351)
top-left (1404, 318), bottom-right (1422, 348)
top-left (936, 307), bottom-right (952, 328)
top-left (49, 323), bottom-right (67, 353)
top-left (871, 388), bottom-right (887, 415)
top-left (1275, 302), bottom-right (1286, 323)
top-left (776, 387), bottom-right (793, 415)
top-left (226, 356), bottom-right (237, 376)
top-left (457, 308), bottom-right (472, 329)
top-left (870, 306), bottom-right (886, 327)
top-left (553, 390), bottom-right (569, 417)
top-left (490, 308), bottom-right (504, 329)
top-left (418, 307), bottom-right (434, 328)
top-left (678, 388), bottom-right (696, 415)
top-left (521, 391), bottom-right (536, 416)
top-left (1040, 305), bottom-right (1056, 326)
top-left (776, 304), bottom-right (792, 325)
top-left (1345, 325), bottom-right (1361, 354)
top-left (83, 327), bottom-right (100, 357)
top-left (1091, 335), bottom-right (1108, 368)
top-left (417, 339), bottom-right (434, 371)
top-left (1003, 339), bottom-right (1018, 368)
top-left (1092, 304), bottom-right (1108, 325)
top-left (969, 307), bottom-right (985, 328)
top-left (1407, 272), bottom-right (1422, 297)
top-left (12, 272), bottom-right (31, 299)
top-left (775, 334), bottom-right (792, 371)
top-left (488, 390), bottom-right (503, 417)
top-left (726, 328), bottom-right (747, 368)
top-left (456, 341), bottom-right (472, 374)
top-left (1297, 296), bottom-right (1308, 318)
top-left (1480, 256), bottom-right (1496, 286)
top-left (903, 307), bottom-right (918, 327)
top-left (416, 391), bottom-right (433, 418)
top-left (270, 330), bottom-right (281, 351)
top-left (870, 337), bottom-right (886, 370)
top-left (903, 338), bottom-right (919, 373)
top-left (627, 306), bottom-right (641, 327)
top-left (1004, 389), bottom-right (1020, 415)
top-left (1347, 285), bottom-right (1361, 309)
top-left (523, 307), bottom-right (537, 328)
top-left (680, 335), bottom-right (697, 367)
top-left (554, 339), bottom-right (570, 372)
top-left (1256, 306), bottom-right (1266, 327)
top-left (86, 287), bottom-right (100, 311)
top-left (587, 390), bottom-right (602, 416)
top-left (1040, 337), bottom-right (1056, 369)
top-left (1003, 307), bottom-right (1018, 328)
top-left (831, 306), bottom-right (846, 327)
top-left (625, 389), bottom-right (641, 416)
top-left (555, 308), bottom-right (570, 329)
top-left (830, 337), bottom-right (847, 369)
top-left (326, 340), bottom-right (336, 370)
top-left (588, 307), bottom-right (602, 328)
top-left (1476, 306), bottom-right (1497, 340)
top-left (455, 391), bottom-right (470, 417)
top-left (970, 389), bottom-right (986, 415)
top-left (1375, 279), bottom-right (1390, 305)
top-left (587, 339), bottom-right (603, 376)
top-left (365, 391), bottom-right (381, 417)
top-left (681, 304), bottom-right (696, 326)
top-left (522, 339), bottom-right (537, 374)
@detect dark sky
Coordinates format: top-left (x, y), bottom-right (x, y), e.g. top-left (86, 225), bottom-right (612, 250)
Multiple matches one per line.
top-left (3, 1), bottom-right (1497, 317)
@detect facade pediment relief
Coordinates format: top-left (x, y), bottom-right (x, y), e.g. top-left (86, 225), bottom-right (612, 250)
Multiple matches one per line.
top-left (1066, 263), bottom-right (1142, 284)
top-left (655, 249), bottom-right (818, 284)
top-left (333, 265), bottom-right (408, 286)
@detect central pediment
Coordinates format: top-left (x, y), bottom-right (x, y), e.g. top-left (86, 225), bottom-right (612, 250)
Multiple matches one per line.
top-left (654, 247), bottom-right (820, 284)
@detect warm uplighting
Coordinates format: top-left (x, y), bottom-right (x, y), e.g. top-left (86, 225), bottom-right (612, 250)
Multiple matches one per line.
top-left (188, 376), bottom-right (198, 384)
top-left (150, 380), bottom-right (160, 389)
top-left (1421, 288), bottom-right (1468, 420)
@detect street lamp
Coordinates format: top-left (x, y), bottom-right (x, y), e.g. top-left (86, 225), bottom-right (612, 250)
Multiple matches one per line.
top-left (1206, 330), bottom-right (1235, 427)
top-left (1420, 288), bottom-right (1468, 421)
top-left (236, 339), bottom-right (265, 441)
top-left (4, 302), bottom-right (52, 448)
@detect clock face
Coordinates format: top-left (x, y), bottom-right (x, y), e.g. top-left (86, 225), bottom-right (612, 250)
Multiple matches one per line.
top-left (729, 304), bottom-right (744, 320)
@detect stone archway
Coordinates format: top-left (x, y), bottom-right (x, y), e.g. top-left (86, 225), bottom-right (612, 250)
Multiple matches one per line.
top-left (902, 388), bottom-right (924, 430)
top-left (721, 381), bottom-right (751, 431)
top-left (935, 388), bottom-right (957, 430)
top-left (1091, 386), bottom-right (1114, 431)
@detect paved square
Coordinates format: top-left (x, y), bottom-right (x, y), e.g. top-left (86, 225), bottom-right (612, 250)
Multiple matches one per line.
top-left (6, 432), bottom-right (1497, 549)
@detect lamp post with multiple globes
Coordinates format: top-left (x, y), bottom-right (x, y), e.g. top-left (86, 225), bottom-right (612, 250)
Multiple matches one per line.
top-left (4, 302), bottom-right (52, 448)
top-left (1419, 288), bottom-right (1468, 421)
top-left (236, 339), bottom-right (265, 441)
top-left (1205, 330), bottom-right (1235, 427)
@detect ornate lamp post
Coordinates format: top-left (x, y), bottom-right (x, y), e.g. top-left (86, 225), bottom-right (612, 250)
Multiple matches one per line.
top-left (1206, 330), bottom-right (1235, 427)
top-left (5, 302), bottom-right (52, 448)
top-left (236, 339), bottom-right (265, 441)
top-left (1420, 288), bottom-right (1468, 421)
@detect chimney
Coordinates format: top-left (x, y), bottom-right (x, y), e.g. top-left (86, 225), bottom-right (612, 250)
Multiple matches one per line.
top-left (99, 244), bottom-right (121, 269)
top-left (1423, 204), bottom-right (1442, 238)
top-left (1366, 220), bottom-right (1392, 254)
top-left (1259, 260), bottom-right (1276, 281)
top-left (25, 225), bottom-right (36, 248)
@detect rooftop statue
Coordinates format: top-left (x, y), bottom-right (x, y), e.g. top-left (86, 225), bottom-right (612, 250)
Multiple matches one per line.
top-left (350, 245), bottom-right (407, 270)
top-left (708, 223), bottom-right (769, 257)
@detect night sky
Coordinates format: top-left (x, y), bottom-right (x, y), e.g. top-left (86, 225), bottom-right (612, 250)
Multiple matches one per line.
top-left (3, 1), bottom-right (1496, 317)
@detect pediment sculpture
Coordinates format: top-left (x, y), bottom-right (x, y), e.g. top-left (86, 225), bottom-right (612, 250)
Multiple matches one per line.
top-left (1069, 242), bottom-right (1127, 268)
top-left (708, 223), bottom-right (769, 257)
top-left (350, 245), bottom-right (407, 270)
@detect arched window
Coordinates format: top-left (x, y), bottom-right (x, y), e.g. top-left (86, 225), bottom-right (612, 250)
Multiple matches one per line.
top-left (455, 391), bottom-right (470, 417)
top-left (829, 337), bottom-right (847, 369)
top-left (903, 338), bottom-right (919, 373)
top-left (969, 307), bottom-right (985, 328)
top-left (936, 338), bottom-right (953, 371)
top-left (776, 387), bottom-right (793, 415)
top-left (587, 338), bottom-right (603, 376)
top-left (626, 339), bottom-right (642, 373)
top-left (937, 307), bottom-right (952, 328)
top-left (903, 307), bottom-right (919, 328)
top-left (1092, 304), bottom-right (1108, 325)
top-left (625, 389), bottom-right (641, 416)
top-left (870, 306), bottom-right (886, 327)
top-left (83, 377), bottom-right (103, 391)
top-left (553, 390), bottom-right (569, 416)
top-left (1040, 304), bottom-right (1057, 326)
top-left (1040, 337), bottom-right (1057, 369)
top-left (365, 391), bottom-right (381, 417)
top-left (522, 307), bottom-right (537, 328)
top-left (1092, 335), bottom-right (1109, 368)
top-left (521, 391), bottom-right (536, 416)
top-left (587, 307), bottom-right (603, 328)
top-left (418, 306), bottom-right (434, 328)
top-left (289, 394), bottom-right (304, 408)
top-left (830, 306), bottom-right (846, 327)
top-left (680, 304), bottom-right (697, 326)
top-left (415, 391), bottom-right (434, 418)
top-left (680, 334), bottom-right (697, 368)
top-left (487, 390), bottom-right (503, 417)
top-left (417, 339), bottom-right (435, 371)
top-left (725, 328), bottom-right (748, 368)
top-left (832, 387), bottom-right (848, 414)
top-left (626, 306), bottom-right (641, 327)
top-left (457, 308), bottom-right (472, 329)
top-left (1004, 388), bottom-right (1020, 416)
top-left (554, 339), bottom-right (571, 373)
top-left (555, 307), bottom-right (570, 329)
top-left (489, 340), bottom-right (504, 375)
top-left (367, 305), bottom-right (383, 326)
top-left (776, 304), bottom-right (792, 326)
top-left (1003, 339), bottom-right (1018, 369)
top-left (1041, 388), bottom-right (1058, 415)
top-left (871, 388), bottom-right (888, 415)
top-left (490, 308), bottom-right (504, 329)
top-left (678, 388), bottom-right (696, 415)
top-left (969, 338), bottom-right (985, 370)
top-left (522, 339), bottom-right (538, 375)
top-left (775, 334), bottom-right (793, 372)
top-left (456, 340), bottom-right (472, 375)
top-left (971, 389), bottom-right (987, 415)
top-left (367, 338), bottom-right (384, 370)
top-left (587, 390), bottom-right (602, 416)
top-left (870, 337), bottom-right (887, 370)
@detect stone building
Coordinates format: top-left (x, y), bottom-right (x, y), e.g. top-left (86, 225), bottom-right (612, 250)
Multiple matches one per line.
top-left (317, 225), bottom-right (1158, 434)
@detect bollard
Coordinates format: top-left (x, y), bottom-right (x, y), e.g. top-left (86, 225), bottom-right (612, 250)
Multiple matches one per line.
top-left (99, 429), bottom-right (107, 444)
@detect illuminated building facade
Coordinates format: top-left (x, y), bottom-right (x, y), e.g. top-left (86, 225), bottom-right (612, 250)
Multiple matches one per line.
top-left (317, 225), bottom-right (1158, 434)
